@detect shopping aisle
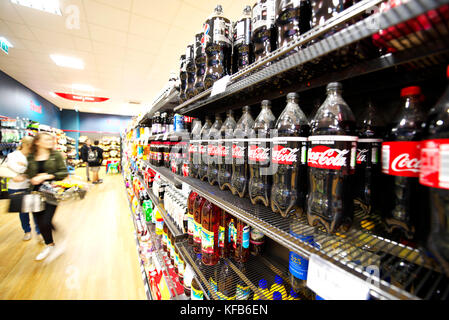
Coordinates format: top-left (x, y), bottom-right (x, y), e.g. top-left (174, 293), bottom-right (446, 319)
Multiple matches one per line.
top-left (0, 168), bottom-right (146, 300)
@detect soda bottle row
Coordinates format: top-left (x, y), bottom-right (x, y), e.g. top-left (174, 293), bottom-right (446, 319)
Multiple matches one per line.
top-left (147, 112), bottom-right (195, 136)
top-left (178, 1), bottom-right (377, 103)
top-left (187, 191), bottom-right (266, 266)
top-left (186, 67), bottom-right (449, 275)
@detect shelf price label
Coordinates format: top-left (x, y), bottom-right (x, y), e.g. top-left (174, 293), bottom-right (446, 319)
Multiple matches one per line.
top-left (307, 254), bottom-right (370, 300)
top-left (210, 75), bottom-right (231, 97)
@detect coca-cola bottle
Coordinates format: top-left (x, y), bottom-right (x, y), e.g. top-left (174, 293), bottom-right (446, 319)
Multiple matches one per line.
top-left (219, 210), bottom-right (231, 259)
top-left (198, 116), bottom-right (213, 181)
top-left (201, 200), bottom-right (220, 266)
top-left (193, 195), bottom-right (207, 253)
top-left (218, 110), bottom-right (237, 191)
top-left (249, 100), bottom-right (276, 207)
top-left (355, 101), bottom-right (384, 216)
top-left (194, 31), bottom-right (206, 95)
top-left (307, 82), bottom-right (357, 234)
top-left (203, 5), bottom-right (232, 90)
top-left (186, 44), bottom-right (195, 100)
top-left (179, 54), bottom-right (187, 103)
top-left (189, 119), bottom-right (202, 178)
top-left (381, 86), bottom-right (427, 244)
top-left (232, 6), bottom-right (253, 74)
top-left (234, 218), bottom-right (250, 263)
top-left (271, 92), bottom-right (309, 218)
top-left (207, 115), bottom-right (223, 186)
top-left (275, 0), bottom-right (312, 53)
top-left (252, 0), bottom-right (278, 63)
top-left (421, 66), bottom-right (449, 276)
top-left (231, 106), bottom-right (255, 198)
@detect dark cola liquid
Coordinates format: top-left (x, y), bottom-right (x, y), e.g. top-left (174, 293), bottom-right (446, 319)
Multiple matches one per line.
top-left (307, 119), bottom-right (357, 234)
top-left (203, 16), bottom-right (232, 90)
top-left (252, 0), bottom-right (277, 63)
top-left (207, 139), bottom-right (220, 185)
top-left (198, 140), bottom-right (209, 181)
top-left (194, 32), bottom-right (206, 96)
top-left (271, 126), bottom-right (310, 218)
top-left (218, 140), bottom-right (233, 191)
top-left (185, 44), bottom-right (196, 100)
top-left (179, 54), bottom-right (187, 103)
top-left (232, 12), bottom-right (253, 74)
top-left (231, 139), bottom-right (251, 198)
top-left (249, 139), bottom-right (273, 207)
top-left (276, 0), bottom-right (312, 52)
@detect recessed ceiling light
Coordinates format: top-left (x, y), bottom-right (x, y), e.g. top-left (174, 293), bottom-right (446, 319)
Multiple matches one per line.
top-left (0, 37), bottom-right (14, 48)
top-left (71, 84), bottom-right (94, 92)
top-left (10, 0), bottom-right (62, 16)
top-left (50, 54), bottom-right (84, 70)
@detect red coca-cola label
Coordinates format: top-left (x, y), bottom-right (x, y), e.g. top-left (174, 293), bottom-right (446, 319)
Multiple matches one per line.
top-left (308, 146), bottom-right (351, 170)
top-left (188, 144), bottom-right (197, 154)
top-left (356, 148), bottom-right (368, 164)
top-left (199, 144), bottom-right (206, 154)
top-left (249, 144), bottom-right (270, 162)
top-left (272, 145), bottom-right (300, 165)
top-left (208, 144), bottom-right (218, 156)
top-left (217, 144), bottom-right (230, 157)
top-left (182, 163), bottom-right (189, 177)
top-left (420, 139), bottom-right (449, 189)
top-left (381, 141), bottom-right (421, 177)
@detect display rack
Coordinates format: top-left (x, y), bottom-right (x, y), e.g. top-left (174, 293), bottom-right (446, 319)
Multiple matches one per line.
top-left (147, 163), bottom-right (182, 188)
top-left (138, 88), bottom-right (179, 126)
top-left (173, 0), bottom-right (449, 116)
top-left (176, 240), bottom-right (292, 301)
top-left (174, 175), bottom-right (449, 300)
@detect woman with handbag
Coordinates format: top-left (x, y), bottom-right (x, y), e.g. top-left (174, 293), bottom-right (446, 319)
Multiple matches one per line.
top-left (6, 136), bottom-right (42, 241)
top-left (26, 132), bottom-right (68, 261)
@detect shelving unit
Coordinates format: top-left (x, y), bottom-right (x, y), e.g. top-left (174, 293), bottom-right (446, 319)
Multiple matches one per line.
top-left (125, 0), bottom-right (449, 301)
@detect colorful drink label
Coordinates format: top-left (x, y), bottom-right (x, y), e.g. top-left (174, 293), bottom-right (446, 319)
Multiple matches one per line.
top-left (381, 141), bottom-right (421, 177)
top-left (201, 229), bottom-right (214, 254)
top-left (420, 139), bottom-right (449, 189)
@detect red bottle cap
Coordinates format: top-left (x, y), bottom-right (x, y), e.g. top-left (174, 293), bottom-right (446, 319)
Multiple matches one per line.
top-left (401, 86), bottom-right (421, 97)
top-left (447, 65), bottom-right (449, 79)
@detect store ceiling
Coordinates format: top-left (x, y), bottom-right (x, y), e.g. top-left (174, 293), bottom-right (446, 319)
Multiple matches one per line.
top-left (0, 0), bottom-right (252, 116)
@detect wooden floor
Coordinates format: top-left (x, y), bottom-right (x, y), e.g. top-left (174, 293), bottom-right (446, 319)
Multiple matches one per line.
top-left (0, 168), bottom-right (146, 300)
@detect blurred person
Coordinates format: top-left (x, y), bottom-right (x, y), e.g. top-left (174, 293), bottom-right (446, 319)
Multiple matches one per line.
top-left (89, 140), bottom-right (104, 184)
top-left (6, 136), bottom-right (42, 242)
top-left (26, 132), bottom-right (68, 261)
top-left (80, 139), bottom-right (92, 182)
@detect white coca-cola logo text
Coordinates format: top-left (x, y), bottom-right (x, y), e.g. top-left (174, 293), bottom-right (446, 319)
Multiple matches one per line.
top-left (391, 153), bottom-right (420, 173)
top-left (272, 147), bottom-right (299, 164)
top-left (188, 144), bottom-right (198, 153)
top-left (308, 148), bottom-right (349, 168)
top-left (249, 146), bottom-right (270, 161)
top-left (232, 145), bottom-right (245, 158)
top-left (357, 149), bottom-right (368, 163)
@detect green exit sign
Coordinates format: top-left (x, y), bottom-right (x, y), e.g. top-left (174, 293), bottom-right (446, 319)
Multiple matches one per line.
top-left (1, 38), bottom-right (10, 55)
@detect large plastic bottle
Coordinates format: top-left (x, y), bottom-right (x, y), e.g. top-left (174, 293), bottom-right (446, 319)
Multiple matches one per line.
top-left (201, 200), bottom-right (220, 266)
top-left (218, 110), bottom-right (237, 191)
top-left (194, 31), bottom-right (206, 96)
top-left (233, 218), bottom-right (250, 263)
top-left (193, 195), bottom-right (206, 253)
top-left (187, 191), bottom-right (198, 246)
top-left (231, 106), bottom-right (255, 198)
top-left (189, 119), bottom-right (202, 179)
top-left (185, 44), bottom-right (196, 100)
top-left (271, 92), bottom-right (309, 218)
top-left (179, 54), bottom-right (187, 103)
top-left (232, 5), bottom-right (253, 74)
top-left (382, 86), bottom-right (427, 245)
top-left (203, 5), bottom-right (233, 90)
top-left (207, 115), bottom-right (223, 185)
top-left (249, 100), bottom-right (276, 207)
top-left (198, 116), bottom-right (212, 181)
top-left (251, 0), bottom-right (278, 63)
top-left (307, 82), bottom-right (357, 234)
top-left (421, 66), bottom-right (449, 276)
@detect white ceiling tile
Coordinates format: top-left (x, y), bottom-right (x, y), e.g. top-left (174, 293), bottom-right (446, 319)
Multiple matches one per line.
top-left (94, 0), bottom-right (133, 11)
top-left (171, 2), bottom-right (209, 30)
top-left (83, 0), bottom-right (131, 32)
top-left (4, 21), bottom-right (36, 41)
top-left (74, 37), bottom-right (93, 52)
top-left (0, 1), bottom-right (25, 24)
top-left (132, 0), bottom-right (182, 24)
top-left (0, 19), bottom-right (15, 39)
top-left (89, 23), bottom-right (127, 45)
top-left (126, 34), bottom-right (159, 55)
top-left (128, 15), bottom-right (169, 41)
top-left (31, 28), bottom-right (76, 50)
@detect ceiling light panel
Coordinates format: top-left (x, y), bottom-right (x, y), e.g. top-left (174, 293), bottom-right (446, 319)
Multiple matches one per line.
top-left (50, 54), bottom-right (84, 69)
top-left (10, 0), bottom-right (62, 16)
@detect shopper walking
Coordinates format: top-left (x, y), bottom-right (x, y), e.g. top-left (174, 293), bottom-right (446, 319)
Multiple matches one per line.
top-left (26, 132), bottom-right (68, 261)
top-left (89, 140), bottom-right (104, 184)
top-left (80, 139), bottom-right (92, 182)
top-left (6, 136), bottom-right (42, 242)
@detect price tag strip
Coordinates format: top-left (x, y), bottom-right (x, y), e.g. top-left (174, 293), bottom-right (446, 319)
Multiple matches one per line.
top-left (210, 75), bottom-right (231, 97)
top-left (307, 254), bottom-right (370, 300)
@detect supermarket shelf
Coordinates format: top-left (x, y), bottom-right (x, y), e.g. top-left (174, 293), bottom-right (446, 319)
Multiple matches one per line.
top-left (174, 0), bottom-right (449, 115)
top-left (124, 188), bottom-right (153, 300)
top-left (136, 173), bottom-right (186, 241)
top-left (147, 162), bottom-right (182, 188)
top-left (175, 175), bottom-right (449, 300)
top-left (176, 240), bottom-right (294, 301)
top-left (139, 89), bottom-right (179, 126)
top-left (147, 131), bottom-right (190, 142)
